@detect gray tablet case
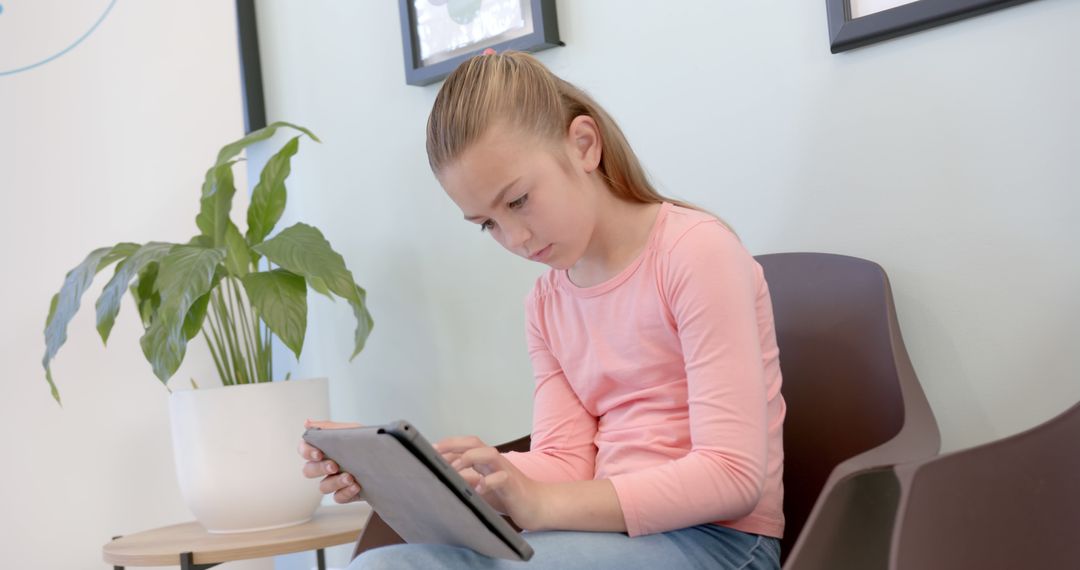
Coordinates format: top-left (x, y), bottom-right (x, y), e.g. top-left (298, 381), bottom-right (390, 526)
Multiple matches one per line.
top-left (303, 421), bottom-right (534, 561)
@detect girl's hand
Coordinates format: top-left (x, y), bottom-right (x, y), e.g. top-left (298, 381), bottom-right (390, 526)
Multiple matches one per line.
top-left (299, 419), bottom-right (364, 504)
top-left (434, 436), bottom-right (548, 531)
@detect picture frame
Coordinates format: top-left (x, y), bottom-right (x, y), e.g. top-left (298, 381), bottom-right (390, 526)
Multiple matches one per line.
top-left (235, 0), bottom-right (267, 133)
top-left (399, 0), bottom-right (562, 86)
top-left (826, 0), bottom-right (1036, 53)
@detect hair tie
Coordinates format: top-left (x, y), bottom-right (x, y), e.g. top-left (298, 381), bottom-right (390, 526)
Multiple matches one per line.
top-left (482, 47), bottom-right (496, 55)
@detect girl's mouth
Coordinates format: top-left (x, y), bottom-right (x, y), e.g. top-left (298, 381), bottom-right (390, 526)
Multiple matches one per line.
top-left (529, 244), bottom-right (552, 261)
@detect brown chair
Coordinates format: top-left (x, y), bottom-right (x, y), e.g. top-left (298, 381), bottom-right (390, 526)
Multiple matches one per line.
top-left (886, 399), bottom-right (1080, 569)
top-left (350, 252), bottom-right (942, 566)
top-left (757, 253), bottom-right (940, 569)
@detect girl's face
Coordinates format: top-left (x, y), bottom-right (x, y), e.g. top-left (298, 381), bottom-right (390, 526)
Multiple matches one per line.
top-left (437, 121), bottom-right (601, 270)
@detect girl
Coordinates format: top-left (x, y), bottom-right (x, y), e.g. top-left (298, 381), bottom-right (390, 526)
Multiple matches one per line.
top-left (300, 51), bottom-right (786, 569)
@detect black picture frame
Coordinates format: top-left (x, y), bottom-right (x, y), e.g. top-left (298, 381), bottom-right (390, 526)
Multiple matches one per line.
top-left (826, 0), bottom-right (1036, 53)
top-left (235, 0), bottom-right (267, 133)
top-left (399, 0), bottom-right (562, 86)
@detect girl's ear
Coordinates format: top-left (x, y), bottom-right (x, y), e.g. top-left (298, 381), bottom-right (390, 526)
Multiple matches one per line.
top-left (566, 115), bottom-right (602, 173)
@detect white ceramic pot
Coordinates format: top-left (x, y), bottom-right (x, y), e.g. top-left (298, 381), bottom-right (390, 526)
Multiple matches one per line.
top-left (168, 377), bottom-right (329, 534)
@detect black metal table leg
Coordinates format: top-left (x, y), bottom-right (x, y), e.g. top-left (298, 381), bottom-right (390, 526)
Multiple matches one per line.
top-left (317, 547), bottom-right (326, 570)
top-left (112, 535), bottom-right (125, 569)
top-left (180, 552), bottom-right (220, 570)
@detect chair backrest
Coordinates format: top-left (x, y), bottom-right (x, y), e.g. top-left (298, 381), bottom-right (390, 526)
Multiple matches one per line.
top-left (755, 253), bottom-right (939, 564)
top-left (890, 399), bottom-right (1080, 569)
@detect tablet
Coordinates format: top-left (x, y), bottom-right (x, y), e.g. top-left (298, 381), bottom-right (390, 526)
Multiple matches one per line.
top-left (303, 421), bottom-right (534, 561)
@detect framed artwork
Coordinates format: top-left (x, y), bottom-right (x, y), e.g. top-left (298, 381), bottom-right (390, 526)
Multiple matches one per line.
top-left (826, 0), bottom-right (1036, 53)
top-left (399, 0), bottom-right (562, 86)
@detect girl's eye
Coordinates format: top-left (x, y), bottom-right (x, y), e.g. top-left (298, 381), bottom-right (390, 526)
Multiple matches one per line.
top-left (478, 194), bottom-right (526, 232)
top-left (508, 194), bottom-right (529, 210)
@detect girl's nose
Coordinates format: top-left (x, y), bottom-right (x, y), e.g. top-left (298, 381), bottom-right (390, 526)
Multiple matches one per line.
top-left (502, 223), bottom-right (532, 252)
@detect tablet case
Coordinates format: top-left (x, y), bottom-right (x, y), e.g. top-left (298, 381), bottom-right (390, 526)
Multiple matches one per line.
top-left (303, 421), bottom-right (534, 561)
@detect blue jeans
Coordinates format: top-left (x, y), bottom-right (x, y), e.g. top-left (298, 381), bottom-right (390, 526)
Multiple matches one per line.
top-left (348, 524), bottom-right (781, 569)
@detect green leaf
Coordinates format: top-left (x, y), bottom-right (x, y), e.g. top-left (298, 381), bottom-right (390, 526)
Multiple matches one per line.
top-left (131, 262), bottom-right (162, 329)
top-left (45, 294), bottom-right (59, 333)
top-left (253, 223), bottom-right (373, 360)
top-left (183, 267), bottom-right (223, 342)
top-left (247, 136), bottom-right (300, 249)
top-left (95, 242), bottom-right (174, 344)
top-left (45, 367), bottom-right (61, 407)
top-left (42, 243), bottom-right (139, 405)
top-left (224, 223), bottom-right (252, 278)
top-left (98, 243), bottom-right (141, 271)
top-left (349, 283), bottom-right (375, 359)
top-left (139, 245), bottom-right (226, 383)
top-left (213, 121), bottom-right (320, 167)
top-left (241, 269), bottom-right (307, 359)
top-left (307, 276), bottom-right (334, 300)
top-left (198, 123), bottom-right (318, 258)
top-left (188, 234), bottom-right (214, 248)
top-left (182, 291), bottom-right (213, 341)
top-left (44, 294), bottom-right (61, 406)
top-left (195, 161), bottom-right (237, 248)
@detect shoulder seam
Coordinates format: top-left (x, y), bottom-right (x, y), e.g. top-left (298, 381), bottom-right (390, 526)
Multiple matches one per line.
top-left (664, 218), bottom-right (727, 256)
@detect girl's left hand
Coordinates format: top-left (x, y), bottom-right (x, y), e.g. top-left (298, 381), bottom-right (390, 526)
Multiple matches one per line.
top-left (434, 436), bottom-right (547, 531)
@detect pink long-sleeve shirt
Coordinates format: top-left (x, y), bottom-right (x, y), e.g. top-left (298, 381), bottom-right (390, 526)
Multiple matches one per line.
top-left (504, 202), bottom-right (786, 539)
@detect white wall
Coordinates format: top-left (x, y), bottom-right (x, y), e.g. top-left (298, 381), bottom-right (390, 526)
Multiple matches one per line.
top-left (0, 1), bottom-right (262, 568)
top-left (253, 0), bottom-right (1079, 457)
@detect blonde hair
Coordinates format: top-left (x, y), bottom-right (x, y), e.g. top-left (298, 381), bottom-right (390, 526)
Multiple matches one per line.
top-left (426, 51), bottom-right (727, 229)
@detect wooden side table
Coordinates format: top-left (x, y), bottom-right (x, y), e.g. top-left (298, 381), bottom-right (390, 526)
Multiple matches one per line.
top-left (103, 503), bottom-right (371, 570)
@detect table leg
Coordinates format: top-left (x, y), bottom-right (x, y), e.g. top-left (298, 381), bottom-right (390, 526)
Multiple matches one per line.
top-left (180, 551), bottom-right (220, 570)
top-left (112, 536), bottom-right (125, 569)
top-left (317, 548), bottom-right (326, 570)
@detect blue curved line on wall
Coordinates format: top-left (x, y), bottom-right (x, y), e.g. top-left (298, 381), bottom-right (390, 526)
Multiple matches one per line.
top-left (0, 0), bottom-right (118, 76)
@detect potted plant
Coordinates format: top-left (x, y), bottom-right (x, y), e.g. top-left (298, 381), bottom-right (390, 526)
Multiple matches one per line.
top-left (41, 122), bottom-right (372, 533)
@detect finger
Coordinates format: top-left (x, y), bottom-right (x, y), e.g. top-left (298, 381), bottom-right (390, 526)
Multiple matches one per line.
top-left (319, 472), bottom-right (355, 496)
top-left (476, 470), bottom-right (510, 494)
top-left (433, 435), bottom-right (486, 454)
top-left (453, 446), bottom-right (502, 472)
top-left (440, 451), bottom-right (463, 465)
top-left (301, 461), bottom-right (323, 479)
top-left (458, 467), bottom-right (482, 487)
top-left (333, 482), bottom-right (362, 504)
top-left (304, 418), bottom-right (362, 427)
top-left (298, 440), bottom-right (322, 462)
top-left (303, 459), bottom-right (340, 479)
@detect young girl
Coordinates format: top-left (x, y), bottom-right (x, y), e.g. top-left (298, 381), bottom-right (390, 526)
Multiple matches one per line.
top-left (300, 51), bottom-right (786, 569)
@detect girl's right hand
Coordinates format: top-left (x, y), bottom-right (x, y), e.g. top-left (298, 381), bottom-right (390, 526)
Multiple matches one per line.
top-left (299, 419), bottom-right (364, 504)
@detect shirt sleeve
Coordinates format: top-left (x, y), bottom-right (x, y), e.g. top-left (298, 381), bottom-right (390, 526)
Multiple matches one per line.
top-left (503, 291), bottom-right (598, 483)
top-left (609, 220), bottom-right (770, 537)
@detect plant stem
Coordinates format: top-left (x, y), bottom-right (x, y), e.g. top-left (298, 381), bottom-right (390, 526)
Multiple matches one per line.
top-left (197, 264), bottom-right (280, 388)
top-left (217, 287), bottom-right (246, 384)
top-left (202, 323), bottom-right (228, 385)
top-left (264, 260), bottom-right (274, 381)
top-left (252, 305), bottom-right (265, 381)
top-left (227, 288), bottom-right (250, 385)
top-left (207, 290), bottom-right (235, 385)
top-left (231, 277), bottom-right (260, 383)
